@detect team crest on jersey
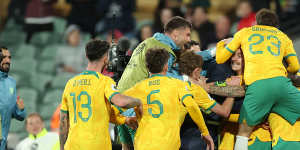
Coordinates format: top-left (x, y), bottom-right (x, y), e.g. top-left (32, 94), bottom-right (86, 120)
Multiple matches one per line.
top-left (9, 88), bottom-right (14, 95)
top-left (111, 84), bottom-right (118, 91)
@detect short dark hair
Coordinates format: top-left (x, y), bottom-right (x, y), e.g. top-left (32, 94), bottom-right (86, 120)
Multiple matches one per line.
top-left (184, 40), bottom-right (200, 50)
top-left (1, 46), bottom-right (8, 50)
top-left (25, 113), bottom-right (44, 126)
top-left (179, 51), bottom-right (203, 76)
top-left (85, 40), bottom-right (110, 62)
top-left (145, 48), bottom-right (170, 73)
top-left (256, 8), bottom-right (279, 27)
top-left (164, 16), bottom-right (192, 33)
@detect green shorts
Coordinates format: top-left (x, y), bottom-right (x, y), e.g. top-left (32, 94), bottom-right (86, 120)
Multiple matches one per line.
top-left (248, 138), bottom-right (271, 150)
top-left (117, 125), bottom-right (133, 144)
top-left (273, 137), bottom-right (300, 150)
top-left (239, 76), bottom-right (300, 126)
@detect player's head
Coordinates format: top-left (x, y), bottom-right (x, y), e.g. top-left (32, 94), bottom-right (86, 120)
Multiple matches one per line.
top-left (25, 113), bottom-right (44, 136)
top-left (231, 49), bottom-right (244, 75)
top-left (179, 51), bottom-right (203, 79)
top-left (256, 8), bottom-right (279, 28)
top-left (0, 47), bottom-right (11, 73)
top-left (164, 16), bottom-right (192, 49)
top-left (145, 48), bottom-right (170, 74)
top-left (85, 39), bottom-right (110, 65)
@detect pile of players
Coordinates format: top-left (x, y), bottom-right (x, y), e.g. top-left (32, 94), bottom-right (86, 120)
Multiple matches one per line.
top-left (59, 8), bottom-right (300, 150)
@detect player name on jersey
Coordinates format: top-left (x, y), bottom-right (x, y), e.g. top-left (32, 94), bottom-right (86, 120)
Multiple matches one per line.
top-left (72, 79), bottom-right (91, 87)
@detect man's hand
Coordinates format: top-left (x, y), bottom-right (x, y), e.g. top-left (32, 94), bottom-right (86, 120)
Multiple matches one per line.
top-left (202, 135), bottom-right (214, 150)
top-left (125, 117), bottom-right (138, 130)
top-left (226, 76), bottom-right (241, 86)
top-left (16, 96), bottom-right (24, 110)
top-left (190, 76), bottom-right (209, 91)
top-left (135, 103), bottom-right (143, 119)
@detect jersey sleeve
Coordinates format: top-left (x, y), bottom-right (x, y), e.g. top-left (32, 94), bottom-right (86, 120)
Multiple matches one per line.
top-left (104, 77), bottom-right (120, 103)
top-left (179, 82), bottom-right (209, 136)
top-left (284, 38), bottom-right (300, 73)
top-left (109, 105), bottom-right (126, 125)
top-left (216, 29), bottom-right (244, 64)
top-left (191, 84), bottom-right (217, 111)
top-left (61, 82), bottom-right (69, 113)
top-left (181, 96), bottom-right (210, 136)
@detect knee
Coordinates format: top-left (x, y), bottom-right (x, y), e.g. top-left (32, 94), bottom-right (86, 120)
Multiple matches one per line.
top-left (237, 123), bottom-right (253, 137)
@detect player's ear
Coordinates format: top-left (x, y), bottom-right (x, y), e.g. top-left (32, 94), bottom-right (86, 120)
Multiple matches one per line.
top-left (163, 63), bottom-right (168, 73)
top-left (102, 52), bottom-right (108, 64)
top-left (192, 67), bottom-right (201, 79)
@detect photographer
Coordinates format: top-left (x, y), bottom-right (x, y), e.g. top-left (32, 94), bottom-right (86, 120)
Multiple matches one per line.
top-left (0, 47), bottom-right (26, 150)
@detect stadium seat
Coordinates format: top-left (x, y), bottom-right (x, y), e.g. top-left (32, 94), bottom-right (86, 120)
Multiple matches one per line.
top-left (37, 60), bottom-right (56, 74)
top-left (40, 45), bottom-right (59, 60)
top-left (17, 87), bottom-right (38, 114)
top-left (51, 73), bottom-right (74, 89)
top-left (30, 73), bottom-right (53, 93)
top-left (15, 44), bottom-right (36, 58)
top-left (81, 33), bottom-right (91, 44)
top-left (53, 17), bottom-right (67, 34)
top-left (40, 89), bottom-right (63, 119)
top-left (0, 30), bottom-right (25, 46)
top-left (9, 73), bottom-right (21, 87)
top-left (42, 89), bottom-right (63, 104)
top-left (44, 119), bottom-right (51, 131)
top-left (10, 119), bottom-right (25, 133)
top-left (11, 58), bottom-right (37, 87)
top-left (30, 32), bottom-right (52, 48)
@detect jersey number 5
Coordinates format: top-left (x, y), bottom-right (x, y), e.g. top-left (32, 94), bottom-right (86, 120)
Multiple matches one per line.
top-left (147, 90), bottom-right (164, 118)
top-left (70, 91), bottom-right (92, 123)
top-left (248, 33), bottom-right (281, 56)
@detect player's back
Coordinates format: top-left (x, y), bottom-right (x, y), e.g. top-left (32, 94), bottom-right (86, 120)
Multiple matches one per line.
top-left (238, 25), bottom-right (293, 85)
top-left (124, 75), bottom-right (187, 150)
top-left (61, 71), bottom-right (118, 150)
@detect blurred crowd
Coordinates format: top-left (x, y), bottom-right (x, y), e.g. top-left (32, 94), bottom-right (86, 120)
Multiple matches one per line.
top-left (0, 0), bottom-right (299, 76)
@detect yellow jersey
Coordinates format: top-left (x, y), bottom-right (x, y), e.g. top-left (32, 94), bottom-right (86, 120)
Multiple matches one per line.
top-left (216, 25), bottom-right (299, 85)
top-left (60, 71), bottom-right (120, 150)
top-left (123, 74), bottom-right (208, 150)
top-left (189, 82), bottom-right (217, 111)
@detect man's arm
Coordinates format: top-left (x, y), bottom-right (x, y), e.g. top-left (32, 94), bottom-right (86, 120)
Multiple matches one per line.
top-left (111, 93), bottom-right (141, 109)
top-left (59, 111), bottom-right (69, 150)
top-left (208, 85), bottom-right (245, 97)
top-left (12, 95), bottom-right (26, 121)
top-left (210, 97), bottom-right (235, 118)
top-left (284, 39), bottom-right (300, 73)
top-left (182, 96), bottom-right (215, 150)
top-left (216, 32), bottom-right (242, 64)
top-left (182, 96), bottom-right (209, 136)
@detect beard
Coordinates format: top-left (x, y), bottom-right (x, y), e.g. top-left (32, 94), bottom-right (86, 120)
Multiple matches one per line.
top-left (0, 63), bottom-right (10, 73)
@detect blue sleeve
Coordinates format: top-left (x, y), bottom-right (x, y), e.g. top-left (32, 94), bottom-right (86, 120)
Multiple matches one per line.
top-left (196, 48), bottom-right (214, 61)
top-left (166, 54), bottom-right (183, 80)
top-left (12, 86), bottom-right (26, 121)
top-left (12, 104), bottom-right (26, 121)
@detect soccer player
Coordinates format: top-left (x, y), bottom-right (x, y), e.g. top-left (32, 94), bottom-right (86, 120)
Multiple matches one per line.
top-left (123, 48), bottom-right (214, 150)
top-left (59, 40), bottom-right (142, 150)
top-left (215, 8), bottom-right (300, 150)
top-left (178, 51), bottom-right (235, 118)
